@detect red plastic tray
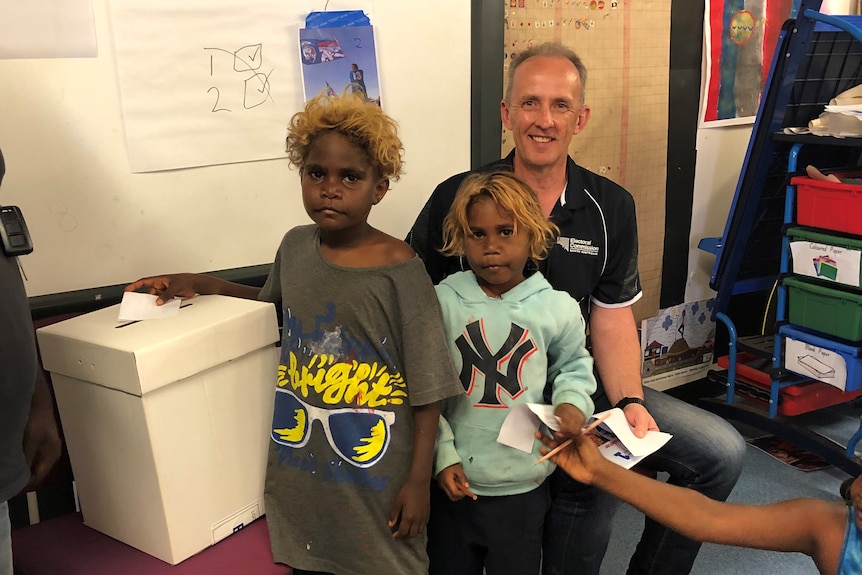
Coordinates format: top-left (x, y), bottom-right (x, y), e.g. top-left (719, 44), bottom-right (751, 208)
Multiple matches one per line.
top-left (791, 174), bottom-right (862, 236)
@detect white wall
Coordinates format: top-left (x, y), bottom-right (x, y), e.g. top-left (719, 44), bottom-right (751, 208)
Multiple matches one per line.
top-left (685, 125), bottom-right (752, 303)
top-left (0, 1), bottom-right (471, 297)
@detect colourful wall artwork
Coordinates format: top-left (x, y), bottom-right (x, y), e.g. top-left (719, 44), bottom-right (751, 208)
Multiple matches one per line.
top-left (702, 0), bottom-right (802, 126)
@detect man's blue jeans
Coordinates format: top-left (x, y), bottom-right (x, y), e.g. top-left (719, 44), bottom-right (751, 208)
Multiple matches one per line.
top-left (542, 387), bottom-right (746, 575)
top-left (0, 501), bottom-right (12, 575)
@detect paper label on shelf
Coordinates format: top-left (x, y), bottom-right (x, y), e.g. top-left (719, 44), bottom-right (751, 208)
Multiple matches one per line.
top-left (785, 337), bottom-right (848, 390)
top-left (790, 241), bottom-right (862, 287)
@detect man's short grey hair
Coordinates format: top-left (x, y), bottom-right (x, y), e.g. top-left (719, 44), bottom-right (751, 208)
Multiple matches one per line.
top-left (505, 42), bottom-right (587, 106)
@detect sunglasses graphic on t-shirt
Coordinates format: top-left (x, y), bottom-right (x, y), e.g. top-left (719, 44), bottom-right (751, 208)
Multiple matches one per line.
top-left (271, 388), bottom-right (395, 468)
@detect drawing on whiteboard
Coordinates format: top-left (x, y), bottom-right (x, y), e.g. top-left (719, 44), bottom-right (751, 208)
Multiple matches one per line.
top-left (204, 43), bottom-right (274, 112)
top-left (797, 354), bottom-right (836, 379)
top-left (49, 201), bottom-right (78, 233)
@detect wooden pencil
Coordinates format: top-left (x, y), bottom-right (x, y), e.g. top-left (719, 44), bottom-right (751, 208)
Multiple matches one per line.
top-left (535, 411), bottom-right (611, 465)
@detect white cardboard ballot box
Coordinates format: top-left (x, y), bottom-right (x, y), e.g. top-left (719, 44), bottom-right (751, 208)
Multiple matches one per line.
top-left (36, 295), bottom-right (280, 565)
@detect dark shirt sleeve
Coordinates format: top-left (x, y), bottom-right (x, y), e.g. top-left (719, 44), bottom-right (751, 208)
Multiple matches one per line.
top-left (406, 174), bottom-right (466, 284)
top-left (594, 189), bottom-right (641, 306)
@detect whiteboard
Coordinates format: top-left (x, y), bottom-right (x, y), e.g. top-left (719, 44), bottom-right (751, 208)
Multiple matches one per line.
top-left (0, 0), bottom-right (471, 297)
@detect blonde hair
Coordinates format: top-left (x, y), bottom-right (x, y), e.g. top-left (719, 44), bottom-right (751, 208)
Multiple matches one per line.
top-left (440, 171), bottom-right (559, 261)
top-left (286, 92), bottom-right (403, 181)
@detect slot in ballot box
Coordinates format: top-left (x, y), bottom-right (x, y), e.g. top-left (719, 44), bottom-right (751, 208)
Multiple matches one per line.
top-left (35, 295), bottom-right (280, 565)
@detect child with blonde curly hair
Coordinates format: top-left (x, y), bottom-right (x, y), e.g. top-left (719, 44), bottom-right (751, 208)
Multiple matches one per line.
top-left (126, 93), bottom-right (462, 575)
top-left (427, 171), bottom-right (597, 575)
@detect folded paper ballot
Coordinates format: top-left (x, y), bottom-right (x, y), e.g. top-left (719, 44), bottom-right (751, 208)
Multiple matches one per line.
top-left (498, 405), bottom-right (672, 470)
top-left (118, 291), bottom-right (181, 321)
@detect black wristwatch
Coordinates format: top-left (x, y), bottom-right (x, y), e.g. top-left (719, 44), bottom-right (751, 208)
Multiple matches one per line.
top-left (614, 396), bottom-right (646, 410)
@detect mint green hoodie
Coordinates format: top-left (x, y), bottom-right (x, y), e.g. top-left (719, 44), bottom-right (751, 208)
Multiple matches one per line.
top-left (434, 270), bottom-right (596, 496)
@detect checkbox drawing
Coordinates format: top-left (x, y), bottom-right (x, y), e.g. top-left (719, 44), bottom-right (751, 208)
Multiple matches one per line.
top-left (233, 44), bottom-right (262, 72)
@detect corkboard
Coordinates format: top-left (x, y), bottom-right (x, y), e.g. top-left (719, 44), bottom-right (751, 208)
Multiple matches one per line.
top-left (502, 0), bottom-right (671, 322)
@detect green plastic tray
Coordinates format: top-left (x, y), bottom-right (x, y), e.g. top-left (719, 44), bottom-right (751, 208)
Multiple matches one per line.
top-left (784, 276), bottom-right (862, 342)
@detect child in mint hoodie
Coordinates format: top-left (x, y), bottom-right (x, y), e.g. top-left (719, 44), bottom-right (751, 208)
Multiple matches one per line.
top-left (427, 170), bottom-right (597, 575)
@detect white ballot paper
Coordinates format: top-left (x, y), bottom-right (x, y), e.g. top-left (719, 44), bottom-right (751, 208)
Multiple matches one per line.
top-left (498, 405), bottom-right (672, 470)
top-left (118, 291), bottom-right (182, 321)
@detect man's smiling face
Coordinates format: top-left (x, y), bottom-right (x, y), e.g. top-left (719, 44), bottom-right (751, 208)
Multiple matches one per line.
top-left (501, 55), bottom-right (589, 174)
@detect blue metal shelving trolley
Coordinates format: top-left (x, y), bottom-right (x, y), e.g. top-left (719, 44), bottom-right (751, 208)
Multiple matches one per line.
top-left (699, 0), bottom-right (862, 476)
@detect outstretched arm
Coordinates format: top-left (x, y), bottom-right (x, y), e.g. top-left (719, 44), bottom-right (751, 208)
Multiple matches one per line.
top-left (125, 273), bottom-right (260, 304)
top-left (538, 432), bottom-right (846, 573)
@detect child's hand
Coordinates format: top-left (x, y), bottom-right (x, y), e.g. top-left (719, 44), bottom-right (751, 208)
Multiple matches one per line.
top-left (437, 463), bottom-right (477, 502)
top-left (388, 477), bottom-right (429, 539)
top-left (125, 273), bottom-right (206, 305)
top-left (536, 431), bottom-right (604, 485)
top-left (554, 403), bottom-right (586, 439)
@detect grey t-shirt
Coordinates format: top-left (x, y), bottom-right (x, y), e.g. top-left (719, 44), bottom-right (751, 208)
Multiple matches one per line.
top-left (259, 225), bottom-right (461, 575)
top-left (0, 253), bottom-right (36, 502)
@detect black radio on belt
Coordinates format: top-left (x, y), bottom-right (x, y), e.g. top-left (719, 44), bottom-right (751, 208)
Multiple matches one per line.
top-left (0, 205), bottom-right (34, 256)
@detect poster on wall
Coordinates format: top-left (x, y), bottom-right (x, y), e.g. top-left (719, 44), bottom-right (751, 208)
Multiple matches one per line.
top-left (299, 25), bottom-right (381, 106)
top-left (640, 298), bottom-right (717, 391)
top-left (701, 0), bottom-right (801, 127)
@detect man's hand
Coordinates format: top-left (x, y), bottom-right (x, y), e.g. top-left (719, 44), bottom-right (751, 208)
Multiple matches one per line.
top-left (622, 402), bottom-right (658, 439)
top-left (388, 477), bottom-right (430, 539)
top-left (437, 463), bottom-right (477, 502)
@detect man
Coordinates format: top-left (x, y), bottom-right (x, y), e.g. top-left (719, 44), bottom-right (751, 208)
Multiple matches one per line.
top-left (408, 43), bottom-right (747, 575)
top-left (0, 146), bottom-right (62, 575)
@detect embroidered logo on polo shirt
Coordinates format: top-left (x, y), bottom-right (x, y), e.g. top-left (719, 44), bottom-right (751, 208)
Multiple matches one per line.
top-left (557, 236), bottom-right (599, 256)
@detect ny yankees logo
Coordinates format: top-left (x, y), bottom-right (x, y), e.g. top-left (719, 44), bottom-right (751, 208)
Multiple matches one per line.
top-left (455, 319), bottom-right (538, 406)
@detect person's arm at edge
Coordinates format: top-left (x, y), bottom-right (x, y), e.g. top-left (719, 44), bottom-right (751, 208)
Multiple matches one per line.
top-left (542, 434), bottom-right (845, 574)
top-left (589, 304), bottom-right (656, 437)
top-left (388, 401), bottom-right (440, 538)
top-left (589, 451), bottom-right (832, 554)
top-left (23, 369), bottom-right (62, 489)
